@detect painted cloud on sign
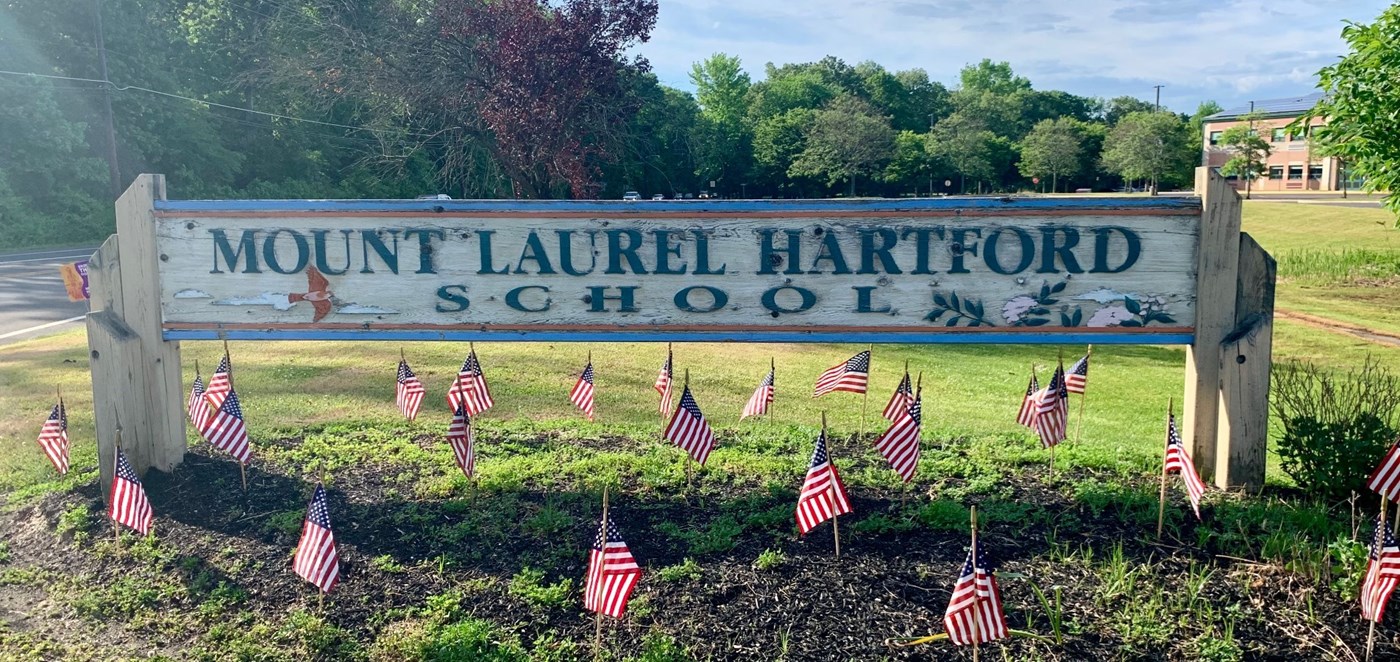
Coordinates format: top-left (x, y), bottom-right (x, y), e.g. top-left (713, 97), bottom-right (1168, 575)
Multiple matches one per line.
top-left (174, 289), bottom-right (212, 299)
top-left (211, 292), bottom-right (297, 311)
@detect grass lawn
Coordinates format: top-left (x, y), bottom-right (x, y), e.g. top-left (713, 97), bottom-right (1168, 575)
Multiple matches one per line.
top-left (0, 200), bottom-right (1398, 660)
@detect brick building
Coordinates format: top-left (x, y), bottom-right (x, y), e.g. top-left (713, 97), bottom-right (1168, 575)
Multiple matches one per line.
top-left (1201, 92), bottom-right (1343, 192)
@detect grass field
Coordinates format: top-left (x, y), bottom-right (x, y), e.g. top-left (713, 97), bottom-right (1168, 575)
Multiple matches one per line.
top-left (1, 200), bottom-right (1398, 660)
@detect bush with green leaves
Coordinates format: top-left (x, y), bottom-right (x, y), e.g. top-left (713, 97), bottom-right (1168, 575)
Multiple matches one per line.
top-left (1271, 358), bottom-right (1400, 499)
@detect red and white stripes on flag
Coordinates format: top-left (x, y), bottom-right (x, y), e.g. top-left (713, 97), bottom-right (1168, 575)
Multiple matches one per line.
top-left (882, 372), bottom-right (913, 421)
top-left (188, 374), bottom-right (213, 438)
top-left (664, 386), bottom-right (717, 465)
top-left (1016, 372), bottom-right (1039, 428)
top-left (204, 355), bottom-right (232, 410)
top-left (1033, 365), bottom-right (1069, 448)
top-left (395, 359), bottom-right (426, 421)
top-left (813, 350), bottom-right (870, 398)
top-left (293, 484), bottom-right (340, 594)
top-left (570, 362), bottom-right (596, 421)
top-left (873, 386), bottom-right (922, 483)
top-left (109, 449), bottom-right (153, 535)
top-left (447, 404), bottom-right (475, 478)
top-left (584, 514), bottom-right (643, 618)
top-left (204, 389), bottom-right (253, 464)
top-left (1366, 439), bottom-right (1400, 501)
top-left (943, 541), bottom-right (1008, 646)
top-left (654, 348), bottom-right (674, 416)
top-left (1065, 352), bottom-right (1089, 394)
top-left (37, 401), bottom-right (70, 475)
top-left (740, 368), bottom-right (774, 420)
top-left (1164, 413), bottom-right (1206, 519)
top-left (1362, 514), bottom-right (1400, 623)
top-left (447, 349), bottom-right (494, 416)
top-left (795, 431), bottom-right (852, 535)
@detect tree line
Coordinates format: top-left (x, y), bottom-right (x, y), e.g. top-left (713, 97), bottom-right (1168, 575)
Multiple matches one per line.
top-left (0, 0), bottom-right (1220, 248)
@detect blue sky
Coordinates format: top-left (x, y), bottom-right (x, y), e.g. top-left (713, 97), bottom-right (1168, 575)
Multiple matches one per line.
top-left (636, 0), bottom-right (1389, 113)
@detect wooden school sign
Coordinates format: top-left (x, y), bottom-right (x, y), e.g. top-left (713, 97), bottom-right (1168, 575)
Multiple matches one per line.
top-left (86, 170), bottom-right (1274, 497)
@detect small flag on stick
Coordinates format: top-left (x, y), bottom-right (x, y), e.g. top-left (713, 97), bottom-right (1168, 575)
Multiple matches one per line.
top-left (1366, 438), bottom-right (1400, 501)
top-left (584, 503), bottom-right (643, 619)
top-left (204, 390), bottom-right (253, 464)
top-left (1015, 370), bottom-right (1039, 429)
top-left (204, 354), bottom-right (232, 410)
top-left (395, 357), bottom-right (426, 421)
top-left (447, 346), bottom-right (494, 416)
top-left (881, 368), bottom-right (913, 422)
top-left (188, 370), bottom-right (213, 438)
top-left (570, 358), bottom-right (597, 421)
top-left (943, 507), bottom-right (1008, 647)
top-left (664, 384), bottom-right (717, 465)
top-left (741, 363), bottom-right (775, 420)
top-left (1065, 352), bottom-right (1090, 394)
top-left (447, 403), bottom-right (475, 478)
top-left (37, 400), bottom-right (70, 475)
top-left (873, 375), bottom-right (922, 483)
top-left (795, 427), bottom-right (852, 535)
top-left (1362, 509), bottom-right (1400, 624)
top-left (293, 484), bottom-right (340, 594)
top-left (813, 350), bottom-right (870, 398)
top-left (109, 448), bottom-right (153, 536)
top-left (1163, 410), bottom-right (1206, 519)
top-left (1033, 363), bottom-right (1069, 448)
top-left (654, 345), bottom-right (674, 416)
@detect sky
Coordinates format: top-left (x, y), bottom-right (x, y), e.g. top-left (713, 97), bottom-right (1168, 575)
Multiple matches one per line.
top-left (637, 0), bottom-right (1390, 113)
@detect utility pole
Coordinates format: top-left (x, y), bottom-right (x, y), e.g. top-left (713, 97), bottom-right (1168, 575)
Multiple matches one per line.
top-left (93, 0), bottom-right (122, 199)
top-left (1245, 101), bottom-right (1255, 200)
top-left (1153, 85), bottom-right (1164, 112)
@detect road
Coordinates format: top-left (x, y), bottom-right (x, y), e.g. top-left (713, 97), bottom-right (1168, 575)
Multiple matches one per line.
top-left (0, 246), bottom-right (97, 346)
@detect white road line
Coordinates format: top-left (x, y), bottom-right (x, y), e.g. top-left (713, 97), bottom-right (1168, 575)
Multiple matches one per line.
top-left (0, 315), bottom-right (86, 340)
top-left (0, 247), bottom-right (99, 260)
top-left (0, 254), bottom-right (93, 265)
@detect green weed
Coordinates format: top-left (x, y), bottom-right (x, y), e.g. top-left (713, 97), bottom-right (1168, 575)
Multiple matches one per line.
top-left (754, 548), bottom-right (786, 571)
top-left (508, 567), bottom-right (574, 611)
top-left (656, 558), bottom-right (702, 583)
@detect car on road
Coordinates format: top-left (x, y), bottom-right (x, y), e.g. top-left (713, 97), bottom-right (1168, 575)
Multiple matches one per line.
top-left (651, 194), bottom-right (665, 201)
top-left (623, 191), bottom-right (641, 201)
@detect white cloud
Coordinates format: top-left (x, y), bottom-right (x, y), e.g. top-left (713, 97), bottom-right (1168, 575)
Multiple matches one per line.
top-left (639, 0), bottom-right (1389, 110)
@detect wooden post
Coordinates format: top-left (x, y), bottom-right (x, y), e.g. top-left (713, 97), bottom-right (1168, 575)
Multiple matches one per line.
top-left (88, 175), bottom-right (185, 499)
top-left (1185, 167), bottom-right (1242, 483)
top-left (1214, 232), bottom-right (1274, 490)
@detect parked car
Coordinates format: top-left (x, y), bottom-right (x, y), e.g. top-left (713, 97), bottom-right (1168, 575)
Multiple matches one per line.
top-left (651, 194), bottom-right (665, 201)
top-left (623, 191), bottom-right (641, 201)
top-left (697, 191), bottom-right (712, 199)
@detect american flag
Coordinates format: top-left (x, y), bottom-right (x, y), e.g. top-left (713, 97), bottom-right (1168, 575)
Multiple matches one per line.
top-left (204, 355), bottom-right (232, 410)
top-left (447, 349), bottom-right (494, 416)
top-left (1164, 413), bottom-right (1206, 519)
top-left (874, 385), bottom-right (922, 482)
top-left (740, 367), bottom-right (775, 420)
top-left (882, 372), bottom-right (913, 421)
top-left (1016, 372), bottom-right (1039, 428)
top-left (108, 448), bottom-right (153, 535)
top-left (395, 359), bottom-right (426, 421)
top-left (654, 347), bottom-right (674, 416)
top-left (585, 514), bottom-right (643, 618)
top-left (813, 350), bottom-right (870, 398)
top-left (293, 484), bottom-right (340, 594)
top-left (1366, 439), bottom-right (1400, 501)
top-left (188, 374), bottom-right (213, 437)
top-left (795, 431), bottom-right (853, 535)
top-left (204, 389), bottom-right (253, 464)
top-left (1033, 365), bottom-right (1069, 448)
top-left (664, 385), bottom-right (717, 465)
top-left (447, 403), bottom-right (475, 478)
top-left (1065, 352), bottom-right (1090, 394)
top-left (943, 541), bottom-right (1008, 646)
top-left (1362, 513), bottom-right (1400, 623)
top-left (36, 401), bottom-right (70, 474)
top-left (569, 361), bottom-right (596, 421)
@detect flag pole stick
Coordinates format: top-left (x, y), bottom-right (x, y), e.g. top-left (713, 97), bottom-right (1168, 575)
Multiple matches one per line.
top-left (769, 356), bottom-right (776, 425)
top-left (1049, 350), bottom-right (1064, 481)
top-left (858, 345), bottom-right (873, 442)
top-left (823, 411), bottom-right (840, 558)
top-left (970, 505), bottom-right (981, 662)
top-left (594, 484), bottom-right (611, 661)
top-left (1073, 345), bottom-right (1091, 445)
top-left (1157, 398), bottom-right (1173, 540)
top-left (113, 410), bottom-right (123, 540)
top-left (1368, 495), bottom-right (1388, 662)
top-left (220, 340), bottom-right (247, 491)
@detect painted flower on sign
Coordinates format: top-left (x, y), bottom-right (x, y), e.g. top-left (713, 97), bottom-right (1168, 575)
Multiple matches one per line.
top-left (1001, 296), bottom-right (1038, 324)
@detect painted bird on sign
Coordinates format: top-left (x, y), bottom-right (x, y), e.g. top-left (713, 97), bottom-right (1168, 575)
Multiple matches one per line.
top-left (288, 266), bottom-right (334, 322)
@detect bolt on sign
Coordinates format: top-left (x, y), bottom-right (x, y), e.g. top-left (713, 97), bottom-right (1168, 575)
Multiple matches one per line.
top-left (153, 197), bottom-right (1201, 344)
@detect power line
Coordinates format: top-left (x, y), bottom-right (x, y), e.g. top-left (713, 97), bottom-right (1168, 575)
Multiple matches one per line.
top-left (0, 68), bottom-right (449, 139)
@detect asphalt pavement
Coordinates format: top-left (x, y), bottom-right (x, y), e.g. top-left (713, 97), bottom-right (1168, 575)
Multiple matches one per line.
top-left (0, 246), bottom-right (97, 346)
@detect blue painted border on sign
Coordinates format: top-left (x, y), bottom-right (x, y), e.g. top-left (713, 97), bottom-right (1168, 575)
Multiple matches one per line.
top-left (163, 329), bottom-right (1194, 345)
top-left (155, 196), bottom-right (1201, 214)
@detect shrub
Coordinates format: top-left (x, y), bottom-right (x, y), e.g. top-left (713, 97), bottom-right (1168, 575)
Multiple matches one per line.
top-left (1271, 358), bottom-right (1400, 499)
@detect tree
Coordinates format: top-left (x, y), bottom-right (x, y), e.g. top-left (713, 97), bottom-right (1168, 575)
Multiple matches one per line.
top-left (929, 113), bottom-right (998, 193)
top-left (959, 59), bottom-right (1031, 96)
top-left (883, 130), bottom-right (942, 196)
top-left (1101, 111), bottom-right (1196, 195)
top-left (1300, 4), bottom-right (1400, 222)
top-left (690, 53), bottom-right (751, 194)
top-left (788, 96), bottom-right (895, 196)
top-left (1018, 118), bottom-right (1084, 192)
top-left (750, 108), bottom-right (815, 195)
top-left (1102, 96), bottom-right (1157, 125)
top-left (1217, 122), bottom-right (1271, 199)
